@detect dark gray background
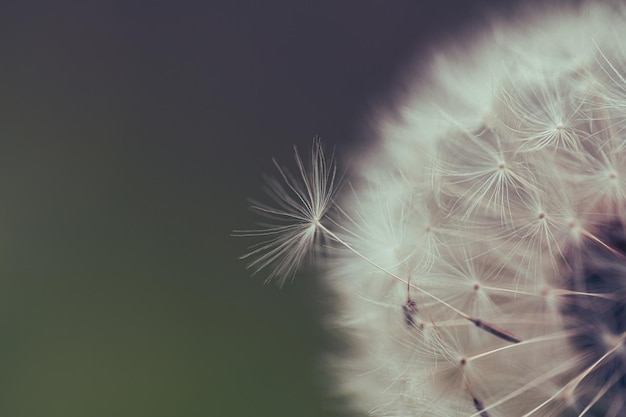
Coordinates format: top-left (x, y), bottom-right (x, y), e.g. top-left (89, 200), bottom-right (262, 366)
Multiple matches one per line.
top-left (0, 1), bottom-right (580, 416)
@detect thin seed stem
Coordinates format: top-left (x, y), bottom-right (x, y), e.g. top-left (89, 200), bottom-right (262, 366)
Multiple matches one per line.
top-left (481, 285), bottom-right (615, 300)
top-left (469, 357), bottom-right (579, 417)
top-left (468, 331), bottom-right (569, 362)
top-left (520, 333), bottom-right (626, 417)
top-left (576, 369), bottom-right (623, 417)
top-left (317, 223), bottom-right (467, 316)
top-left (317, 222), bottom-right (522, 343)
top-left (580, 228), bottom-right (626, 260)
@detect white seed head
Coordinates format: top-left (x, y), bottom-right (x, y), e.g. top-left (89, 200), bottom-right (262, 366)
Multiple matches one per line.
top-left (239, 2), bottom-right (626, 416)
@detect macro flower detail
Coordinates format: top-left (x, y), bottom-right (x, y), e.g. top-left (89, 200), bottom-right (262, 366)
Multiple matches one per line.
top-left (239, 3), bottom-right (626, 416)
top-left (235, 138), bottom-right (338, 286)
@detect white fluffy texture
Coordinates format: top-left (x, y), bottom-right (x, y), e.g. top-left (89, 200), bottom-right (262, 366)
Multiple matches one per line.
top-left (328, 3), bottom-right (626, 417)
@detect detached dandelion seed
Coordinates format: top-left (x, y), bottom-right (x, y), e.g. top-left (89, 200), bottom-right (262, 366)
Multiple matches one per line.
top-left (237, 2), bottom-right (626, 416)
top-left (235, 138), bottom-right (338, 286)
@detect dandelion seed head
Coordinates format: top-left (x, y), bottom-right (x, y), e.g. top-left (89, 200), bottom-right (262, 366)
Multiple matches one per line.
top-left (237, 1), bottom-right (626, 415)
top-left (321, 3), bottom-right (626, 416)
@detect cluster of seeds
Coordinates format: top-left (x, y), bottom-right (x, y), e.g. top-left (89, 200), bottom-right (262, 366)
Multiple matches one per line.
top-left (239, 4), bottom-right (626, 416)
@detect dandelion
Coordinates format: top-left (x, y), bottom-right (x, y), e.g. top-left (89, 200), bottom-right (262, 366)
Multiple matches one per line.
top-left (238, 2), bottom-right (626, 416)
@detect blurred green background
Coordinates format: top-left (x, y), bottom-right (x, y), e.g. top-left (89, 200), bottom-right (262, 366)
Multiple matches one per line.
top-left (0, 1), bottom-right (539, 416)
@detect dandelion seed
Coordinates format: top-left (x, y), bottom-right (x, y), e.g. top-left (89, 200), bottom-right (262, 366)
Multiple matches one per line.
top-left (234, 138), bottom-right (338, 286)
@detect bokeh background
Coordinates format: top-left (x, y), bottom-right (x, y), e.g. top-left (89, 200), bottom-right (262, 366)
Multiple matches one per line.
top-left (0, 1), bottom-right (578, 416)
